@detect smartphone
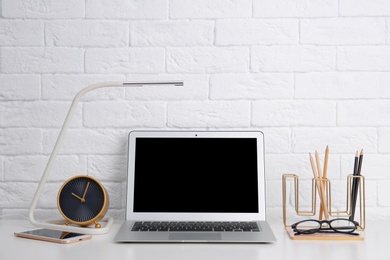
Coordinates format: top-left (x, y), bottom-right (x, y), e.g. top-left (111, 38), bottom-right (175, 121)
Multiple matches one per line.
top-left (14, 228), bottom-right (92, 244)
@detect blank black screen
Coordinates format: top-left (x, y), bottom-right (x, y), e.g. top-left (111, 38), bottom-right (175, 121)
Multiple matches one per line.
top-left (133, 137), bottom-right (259, 213)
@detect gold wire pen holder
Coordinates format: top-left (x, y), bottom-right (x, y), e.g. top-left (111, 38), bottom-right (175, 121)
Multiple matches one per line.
top-left (282, 174), bottom-right (365, 231)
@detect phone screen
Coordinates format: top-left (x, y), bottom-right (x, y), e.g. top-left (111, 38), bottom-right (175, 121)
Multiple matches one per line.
top-left (15, 228), bottom-right (92, 243)
top-left (22, 229), bottom-right (85, 238)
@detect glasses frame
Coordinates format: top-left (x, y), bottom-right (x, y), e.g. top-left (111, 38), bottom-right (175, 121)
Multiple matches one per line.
top-left (291, 218), bottom-right (360, 236)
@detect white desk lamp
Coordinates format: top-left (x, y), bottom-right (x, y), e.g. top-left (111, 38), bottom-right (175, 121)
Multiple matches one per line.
top-left (29, 80), bottom-right (184, 235)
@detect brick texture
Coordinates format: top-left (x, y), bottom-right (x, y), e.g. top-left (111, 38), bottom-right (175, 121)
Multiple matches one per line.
top-left (1, 0), bottom-right (390, 221)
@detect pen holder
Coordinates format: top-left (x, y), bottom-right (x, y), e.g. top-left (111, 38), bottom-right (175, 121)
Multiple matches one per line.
top-left (282, 174), bottom-right (365, 231)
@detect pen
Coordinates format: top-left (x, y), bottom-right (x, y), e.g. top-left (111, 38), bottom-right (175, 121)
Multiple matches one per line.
top-left (350, 149), bottom-right (363, 221)
top-left (349, 151), bottom-right (358, 220)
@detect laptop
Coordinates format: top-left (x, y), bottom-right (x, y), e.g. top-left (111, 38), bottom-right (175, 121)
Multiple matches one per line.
top-left (114, 131), bottom-right (276, 243)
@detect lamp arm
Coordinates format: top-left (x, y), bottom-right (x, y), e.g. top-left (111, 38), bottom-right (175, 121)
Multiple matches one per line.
top-left (29, 81), bottom-right (122, 227)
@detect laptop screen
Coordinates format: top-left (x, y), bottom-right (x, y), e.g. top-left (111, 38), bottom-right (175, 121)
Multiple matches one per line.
top-left (132, 137), bottom-right (259, 213)
top-left (126, 131), bottom-right (266, 221)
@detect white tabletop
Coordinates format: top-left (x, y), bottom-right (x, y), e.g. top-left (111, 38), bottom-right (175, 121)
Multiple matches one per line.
top-left (0, 219), bottom-right (386, 260)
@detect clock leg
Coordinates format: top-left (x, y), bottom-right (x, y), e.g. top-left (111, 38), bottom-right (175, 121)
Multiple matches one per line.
top-left (63, 221), bottom-right (69, 226)
top-left (94, 221), bottom-right (101, 228)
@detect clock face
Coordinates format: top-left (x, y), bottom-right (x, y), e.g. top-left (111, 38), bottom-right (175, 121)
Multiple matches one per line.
top-left (58, 176), bottom-right (107, 224)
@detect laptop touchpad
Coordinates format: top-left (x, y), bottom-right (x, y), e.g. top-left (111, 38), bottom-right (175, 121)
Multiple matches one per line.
top-left (169, 233), bottom-right (221, 241)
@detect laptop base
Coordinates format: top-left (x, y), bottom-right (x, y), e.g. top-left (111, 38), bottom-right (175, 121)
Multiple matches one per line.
top-left (114, 220), bottom-right (276, 243)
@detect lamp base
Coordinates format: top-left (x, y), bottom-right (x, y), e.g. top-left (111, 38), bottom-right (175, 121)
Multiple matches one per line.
top-left (30, 217), bottom-right (114, 235)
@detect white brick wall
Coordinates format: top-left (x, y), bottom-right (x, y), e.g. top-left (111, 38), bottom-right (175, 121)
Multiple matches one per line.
top-left (167, 47), bottom-right (249, 73)
top-left (2, 47), bottom-right (83, 73)
top-left (85, 48), bottom-right (165, 73)
top-left (216, 19), bottom-right (298, 45)
top-left (1, 0), bottom-right (390, 222)
top-left (300, 18), bottom-right (386, 45)
top-left (131, 21), bottom-right (214, 46)
top-left (251, 46), bottom-right (335, 72)
top-left (46, 20), bottom-right (129, 47)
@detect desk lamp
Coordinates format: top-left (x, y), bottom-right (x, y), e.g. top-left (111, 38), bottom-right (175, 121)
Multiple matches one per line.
top-left (29, 80), bottom-right (184, 235)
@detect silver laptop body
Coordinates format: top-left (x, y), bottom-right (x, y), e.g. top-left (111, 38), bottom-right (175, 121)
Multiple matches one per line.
top-left (114, 131), bottom-right (276, 243)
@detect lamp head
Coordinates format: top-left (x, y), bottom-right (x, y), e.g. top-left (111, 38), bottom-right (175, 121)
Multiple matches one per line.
top-left (123, 81), bottom-right (183, 87)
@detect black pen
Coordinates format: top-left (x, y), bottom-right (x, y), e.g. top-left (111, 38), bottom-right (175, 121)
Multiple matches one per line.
top-left (349, 151), bottom-right (358, 221)
top-left (350, 149), bottom-right (363, 221)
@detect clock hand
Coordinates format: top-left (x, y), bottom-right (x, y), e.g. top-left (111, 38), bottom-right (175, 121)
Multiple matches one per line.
top-left (81, 181), bottom-right (91, 201)
top-left (71, 192), bottom-right (83, 201)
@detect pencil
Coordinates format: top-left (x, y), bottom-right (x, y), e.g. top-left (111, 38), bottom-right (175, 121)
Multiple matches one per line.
top-left (309, 153), bottom-right (318, 179)
top-left (309, 153), bottom-right (320, 215)
top-left (357, 149), bottom-right (363, 176)
top-left (316, 151), bottom-right (329, 220)
top-left (310, 153), bottom-right (329, 220)
top-left (323, 146), bottom-right (329, 180)
top-left (320, 146), bottom-right (329, 220)
top-left (315, 151), bottom-right (324, 220)
top-left (315, 151), bottom-right (322, 180)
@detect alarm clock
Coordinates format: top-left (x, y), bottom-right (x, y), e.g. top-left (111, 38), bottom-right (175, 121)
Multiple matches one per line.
top-left (57, 175), bottom-right (109, 228)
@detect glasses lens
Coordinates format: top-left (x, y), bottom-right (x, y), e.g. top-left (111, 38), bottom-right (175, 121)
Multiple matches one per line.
top-left (294, 220), bottom-right (321, 234)
top-left (330, 219), bottom-right (356, 233)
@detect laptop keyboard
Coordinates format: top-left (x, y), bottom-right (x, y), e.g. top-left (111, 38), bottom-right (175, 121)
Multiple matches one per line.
top-left (131, 221), bottom-right (261, 232)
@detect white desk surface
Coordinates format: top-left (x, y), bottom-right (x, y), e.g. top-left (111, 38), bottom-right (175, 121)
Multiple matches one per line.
top-left (1, 219), bottom-right (386, 260)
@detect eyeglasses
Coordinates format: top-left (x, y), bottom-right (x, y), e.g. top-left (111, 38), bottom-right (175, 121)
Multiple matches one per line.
top-left (291, 218), bottom-right (360, 236)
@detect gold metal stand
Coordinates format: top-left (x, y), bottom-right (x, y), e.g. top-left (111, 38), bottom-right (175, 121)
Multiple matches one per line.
top-left (282, 174), bottom-right (365, 230)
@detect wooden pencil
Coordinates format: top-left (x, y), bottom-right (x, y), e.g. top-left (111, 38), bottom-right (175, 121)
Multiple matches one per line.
top-left (315, 151), bottom-right (324, 220)
top-left (323, 146), bottom-right (329, 180)
top-left (315, 151), bottom-right (322, 179)
top-left (310, 153), bottom-right (329, 220)
top-left (319, 146), bottom-right (329, 220)
top-left (309, 153), bottom-right (318, 179)
top-left (315, 151), bottom-right (329, 220)
top-left (357, 149), bottom-right (363, 176)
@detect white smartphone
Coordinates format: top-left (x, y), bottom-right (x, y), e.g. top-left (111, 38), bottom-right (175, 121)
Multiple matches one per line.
top-left (14, 228), bottom-right (92, 244)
